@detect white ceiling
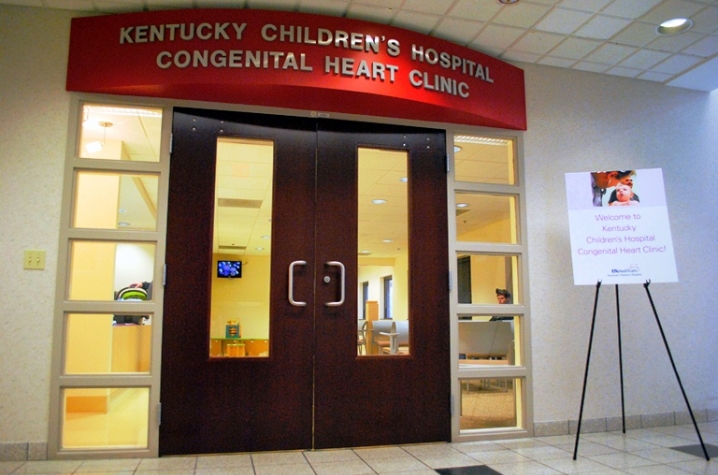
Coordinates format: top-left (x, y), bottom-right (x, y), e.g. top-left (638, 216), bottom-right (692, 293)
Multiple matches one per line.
top-left (6, 0), bottom-right (718, 92)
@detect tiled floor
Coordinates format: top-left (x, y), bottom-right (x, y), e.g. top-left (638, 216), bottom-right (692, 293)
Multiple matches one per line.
top-left (2, 423), bottom-right (717, 475)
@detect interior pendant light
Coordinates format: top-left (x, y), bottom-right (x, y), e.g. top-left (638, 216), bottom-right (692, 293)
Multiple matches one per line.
top-left (85, 121), bottom-right (112, 154)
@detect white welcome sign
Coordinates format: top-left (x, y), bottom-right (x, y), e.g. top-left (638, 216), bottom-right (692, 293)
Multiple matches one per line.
top-left (564, 168), bottom-right (678, 285)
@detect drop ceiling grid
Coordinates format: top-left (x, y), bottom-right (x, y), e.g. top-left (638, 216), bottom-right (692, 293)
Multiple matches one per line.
top-left (8, 0), bottom-right (717, 90)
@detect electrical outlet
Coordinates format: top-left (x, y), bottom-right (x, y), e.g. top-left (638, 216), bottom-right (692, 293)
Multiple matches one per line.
top-left (24, 250), bottom-right (46, 270)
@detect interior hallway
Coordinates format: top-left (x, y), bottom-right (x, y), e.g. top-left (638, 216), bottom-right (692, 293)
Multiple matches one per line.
top-left (2, 423), bottom-right (717, 475)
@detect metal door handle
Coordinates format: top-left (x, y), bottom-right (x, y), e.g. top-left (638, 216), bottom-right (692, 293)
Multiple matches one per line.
top-left (288, 260), bottom-right (307, 306)
top-left (325, 261), bottom-right (345, 307)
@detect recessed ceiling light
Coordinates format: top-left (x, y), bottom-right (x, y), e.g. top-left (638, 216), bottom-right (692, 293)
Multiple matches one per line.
top-left (359, 250), bottom-right (372, 255)
top-left (456, 203), bottom-right (469, 208)
top-left (498, 0), bottom-right (519, 4)
top-left (657, 18), bottom-right (693, 35)
top-left (261, 235), bottom-right (270, 240)
top-left (399, 177), bottom-right (408, 183)
top-left (117, 221), bottom-right (131, 227)
top-left (383, 239), bottom-right (394, 243)
top-left (372, 199), bottom-right (387, 205)
top-left (454, 146), bottom-right (462, 153)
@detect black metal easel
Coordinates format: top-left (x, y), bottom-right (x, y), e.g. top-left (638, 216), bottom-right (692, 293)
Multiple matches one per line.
top-left (572, 280), bottom-right (710, 461)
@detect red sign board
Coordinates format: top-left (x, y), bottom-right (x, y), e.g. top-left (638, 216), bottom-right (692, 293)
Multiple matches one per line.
top-left (67, 9), bottom-right (526, 130)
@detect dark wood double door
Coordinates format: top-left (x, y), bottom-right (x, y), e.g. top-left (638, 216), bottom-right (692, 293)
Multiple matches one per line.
top-left (160, 108), bottom-right (449, 455)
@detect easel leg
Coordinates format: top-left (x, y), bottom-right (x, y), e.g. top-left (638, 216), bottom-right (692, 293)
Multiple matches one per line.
top-left (573, 281), bottom-right (602, 460)
top-left (616, 285), bottom-right (626, 433)
top-left (643, 281), bottom-right (710, 461)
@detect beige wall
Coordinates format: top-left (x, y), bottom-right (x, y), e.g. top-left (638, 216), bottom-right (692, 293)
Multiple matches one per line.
top-left (1, 3), bottom-right (717, 451)
top-left (0, 5), bottom-right (76, 444)
top-left (522, 63), bottom-right (718, 423)
top-left (210, 254), bottom-right (271, 339)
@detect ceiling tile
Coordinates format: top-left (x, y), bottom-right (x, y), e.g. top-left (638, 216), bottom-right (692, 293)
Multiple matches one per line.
top-left (392, 10), bottom-right (440, 34)
top-left (146, 0), bottom-right (191, 7)
top-left (351, 0), bottom-right (402, 8)
top-left (447, 0), bottom-right (502, 22)
top-left (619, 48), bottom-right (672, 68)
top-left (557, 0), bottom-right (612, 13)
top-left (601, 0), bottom-right (664, 19)
top-left (299, 0), bottom-right (349, 16)
top-left (247, 0), bottom-right (298, 8)
top-left (534, 8), bottom-right (592, 34)
top-left (690, 6), bottom-right (718, 33)
top-left (0, 0), bottom-right (43, 6)
top-left (574, 14), bottom-right (632, 39)
top-left (526, 0), bottom-right (561, 5)
top-left (648, 30), bottom-right (706, 53)
top-left (471, 24), bottom-right (525, 53)
top-left (401, 0), bottom-right (453, 16)
top-left (639, 0), bottom-right (705, 24)
top-left (510, 30), bottom-right (565, 55)
top-left (44, 0), bottom-right (93, 8)
top-left (432, 17), bottom-right (483, 45)
top-left (572, 61), bottom-right (611, 72)
top-left (346, 3), bottom-right (394, 23)
top-left (681, 35), bottom-right (718, 56)
top-left (548, 37), bottom-right (603, 60)
top-left (94, 0), bottom-right (143, 12)
top-left (584, 42), bottom-right (637, 64)
top-left (650, 53), bottom-right (703, 73)
top-left (199, 0), bottom-right (248, 7)
top-left (638, 70), bottom-right (673, 82)
top-left (610, 21), bottom-right (659, 46)
top-left (500, 50), bottom-right (542, 63)
top-left (606, 65), bottom-right (643, 77)
top-left (538, 56), bottom-right (577, 67)
top-left (491, 2), bottom-right (552, 28)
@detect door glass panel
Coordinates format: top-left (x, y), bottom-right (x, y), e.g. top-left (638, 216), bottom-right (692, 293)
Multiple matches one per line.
top-left (458, 318), bottom-right (521, 366)
top-left (209, 137), bottom-right (273, 358)
top-left (454, 135), bottom-right (515, 185)
top-left (73, 171), bottom-right (159, 230)
top-left (61, 387), bottom-right (149, 449)
top-left (64, 313), bottom-right (151, 374)
top-left (455, 192), bottom-right (518, 244)
top-left (456, 253), bottom-right (519, 305)
top-left (68, 241), bottom-right (156, 301)
top-left (460, 378), bottom-right (521, 431)
top-left (357, 148), bottom-right (409, 356)
top-left (79, 104), bottom-right (162, 162)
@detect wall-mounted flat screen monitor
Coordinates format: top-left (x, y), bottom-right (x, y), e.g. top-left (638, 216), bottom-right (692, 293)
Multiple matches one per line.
top-left (217, 260), bottom-right (242, 278)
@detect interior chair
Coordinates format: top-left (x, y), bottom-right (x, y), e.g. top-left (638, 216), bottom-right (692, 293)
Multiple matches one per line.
top-left (378, 320), bottom-right (409, 355)
top-left (357, 320), bottom-right (368, 355)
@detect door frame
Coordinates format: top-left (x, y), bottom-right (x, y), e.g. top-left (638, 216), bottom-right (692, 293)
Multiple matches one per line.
top-left (50, 97), bottom-right (531, 459)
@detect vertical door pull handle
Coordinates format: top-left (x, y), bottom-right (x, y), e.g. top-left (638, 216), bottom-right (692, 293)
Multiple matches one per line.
top-left (288, 260), bottom-right (307, 306)
top-left (325, 261), bottom-right (345, 307)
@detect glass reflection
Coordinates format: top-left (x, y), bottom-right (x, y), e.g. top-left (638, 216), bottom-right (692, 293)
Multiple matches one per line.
top-left (456, 254), bottom-right (519, 305)
top-left (455, 192), bottom-right (517, 244)
top-left (357, 148), bottom-right (409, 356)
top-left (209, 138), bottom-right (273, 358)
top-left (79, 104), bottom-right (162, 162)
top-left (74, 172), bottom-right (158, 230)
top-left (458, 318), bottom-right (521, 367)
top-left (460, 378), bottom-right (521, 431)
top-left (62, 387), bottom-right (149, 449)
top-left (68, 241), bottom-right (155, 301)
top-left (454, 135), bottom-right (515, 185)
top-left (65, 313), bottom-right (151, 374)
